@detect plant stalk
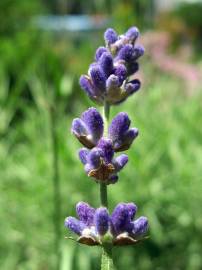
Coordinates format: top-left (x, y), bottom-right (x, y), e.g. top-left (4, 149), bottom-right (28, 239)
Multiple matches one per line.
top-left (100, 101), bottom-right (114, 270)
top-left (101, 244), bottom-right (114, 270)
top-left (50, 105), bottom-right (61, 270)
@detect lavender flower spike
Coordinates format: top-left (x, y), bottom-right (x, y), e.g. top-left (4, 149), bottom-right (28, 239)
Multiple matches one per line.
top-left (71, 107), bottom-right (103, 148)
top-left (80, 26), bottom-right (144, 105)
top-left (65, 202), bottom-right (148, 246)
top-left (109, 112), bottom-right (139, 151)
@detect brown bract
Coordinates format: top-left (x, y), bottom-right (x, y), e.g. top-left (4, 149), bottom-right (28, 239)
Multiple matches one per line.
top-left (88, 159), bottom-right (115, 182)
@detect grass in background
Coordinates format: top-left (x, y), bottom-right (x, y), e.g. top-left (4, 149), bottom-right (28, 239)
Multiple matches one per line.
top-left (0, 67), bottom-right (202, 269)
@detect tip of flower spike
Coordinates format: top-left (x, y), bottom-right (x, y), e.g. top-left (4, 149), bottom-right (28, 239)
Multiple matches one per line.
top-left (104, 28), bottom-right (118, 45)
top-left (125, 26), bottom-right (139, 42)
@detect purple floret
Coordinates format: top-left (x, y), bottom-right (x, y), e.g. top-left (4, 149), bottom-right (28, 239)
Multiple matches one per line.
top-left (81, 108), bottom-right (103, 142)
top-left (99, 52), bottom-right (114, 78)
top-left (76, 202), bottom-right (95, 226)
top-left (109, 112), bottom-right (138, 151)
top-left (125, 26), bottom-right (139, 42)
top-left (132, 217), bottom-right (149, 236)
top-left (95, 46), bottom-right (108, 61)
top-left (104, 28), bottom-right (118, 45)
top-left (94, 207), bottom-right (110, 236)
top-left (71, 108), bottom-right (103, 148)
top-left (97, 138), bottom-right (114, 164)
top-left (89, 64), bottom-right (106, 92)
top-left (64, 217), bottom-right (86, 235)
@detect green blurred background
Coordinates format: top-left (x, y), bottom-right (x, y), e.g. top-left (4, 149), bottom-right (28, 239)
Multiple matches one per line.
top-left (0, 0), bottom-right (202, 269)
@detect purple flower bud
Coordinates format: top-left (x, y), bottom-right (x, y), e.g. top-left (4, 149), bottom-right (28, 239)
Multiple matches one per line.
top-left (113, 154), bottom-right (128, 171)
top-left (72, 108), bottom-right (103, 148)
top-left (109, 112), bottom-right (130, 140)
top-left (109, 112), bottom-right (137, 151)
top-left (76, 202), bottom-right (95, 226)
top-left (117, 44), bottom-right (134, 62)
top-left (113, 64), bottom-right (127, 85)
top-left (81, 108), bottom-right (103, 143)
top-left (72, 118), bottom-right (87, 137)
top-left (111, 203), bottom-right (131, 235)
top-left (104, 28), bottom-right (118, 45)
top-left (79, 75), bottom-right (95, 98)
top-left (125, 26), bottom-right (139, 42)
top-left (99, 52), bottom-right (114, 78)
top-left (132, 217), bottom-right (149, 236)
top-left (125, 79), bottom-right (141, 95)
top-left (132, 45), bottom-right (145, 60)
top-left (127, 62), bottom-right (139, 76)
top-left (64, 217), bottom-right (86, 235)
top-left (95, 46), bottom-right (108, 61)
top-left (94, 207), bottom-right (110, 236)
top-left (79, 148), bottom-right (89, 164)
top-left (88, 148), bottom-right (103, 168)
top-left (89, 65), bottom-right (106, 92)
top-left (106, 75), bottom-right (120, 92)
top-left (108, 174), bottom-right (118, 184)
top-left (124, 128), bottom-right (139, 145)
top-left (97, 138), bottom-right (114, 163)
top-left (126, 203), bottom-right (137, 220)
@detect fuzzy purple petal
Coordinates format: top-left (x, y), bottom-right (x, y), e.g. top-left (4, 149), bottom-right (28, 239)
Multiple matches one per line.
top-left (88, 148), bottom-right (103, 168)
top-left (106, 75), bottom-right (120, 91)
top-left (79, 148), bottom-right (89, 165)
top-left (95, 46), bottom-right (108, 61)
top-left (132, 217), bottom-right (149, 236)
top-left (109, 112), bottom-right (130, 143)
top-left (113, 154), bottom-right (128, 171)
top-left (97, 138), bottom-right (114, 163)
top-left (125, 26), bottom-right (139, 42)
top-left (76, 202), bottom-right (95, 226)
top-left (132, 45), bottom-right (145, 60)
top-left (104, 28), bottom-right (118, 45)
top-left (94, 207), bottom-right (110, 236)
top-left (111, 203), bottom-right (131, 235)
top-left (113, 64), bottom-right (127, 85)
top-left (89, 65), bottom-right (106, 91)
top-left (81, 108), bottom-right (103, 142)
top-left (71, 118), bottom-right (87, 137)
top-left (127, 62), bottom-right (139, 76)
top-left (99, 52), bottom-right (114, 78)
top-left (64, 217), bottom-right (86, 236)
top-left (125, 79), bottom-right (141, 95)
top-left (117, 44), bottom-right (134, 62)
top-left (79, 75), bottom-right (95, 98)
top-left (126, 203), bottom-right (137, 220)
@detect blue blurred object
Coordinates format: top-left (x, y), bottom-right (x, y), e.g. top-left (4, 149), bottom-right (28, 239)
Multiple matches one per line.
top-left (33, 15), bottom-right (110, 33)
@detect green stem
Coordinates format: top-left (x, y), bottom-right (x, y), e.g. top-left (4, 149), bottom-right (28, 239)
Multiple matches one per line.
top-left (100, 101), bottom-right (114, 270)
top-left (50, 105), bottom-right (61, 270)
top-left (100, 183), bottom-right (108, 207)
top-left (100, 101), bottom-right (110, 208)
top-left (101, 244), bottom-right (115, 270)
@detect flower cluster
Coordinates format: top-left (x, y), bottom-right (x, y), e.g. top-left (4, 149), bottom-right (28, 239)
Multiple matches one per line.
top-left (65, 27), bottom-right (149, 252)
top-left (71, 107), bottom-right (138, 184)
top-left (80, 27), bottom-right (144, 105)
top-left (65, 202), bottom-right (148, 246)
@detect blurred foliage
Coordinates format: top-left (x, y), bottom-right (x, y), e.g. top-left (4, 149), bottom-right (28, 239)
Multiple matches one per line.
top-left (157, 2), bottom-right (202, 52)
top-left (0, 0), bottom-right (202, 270)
